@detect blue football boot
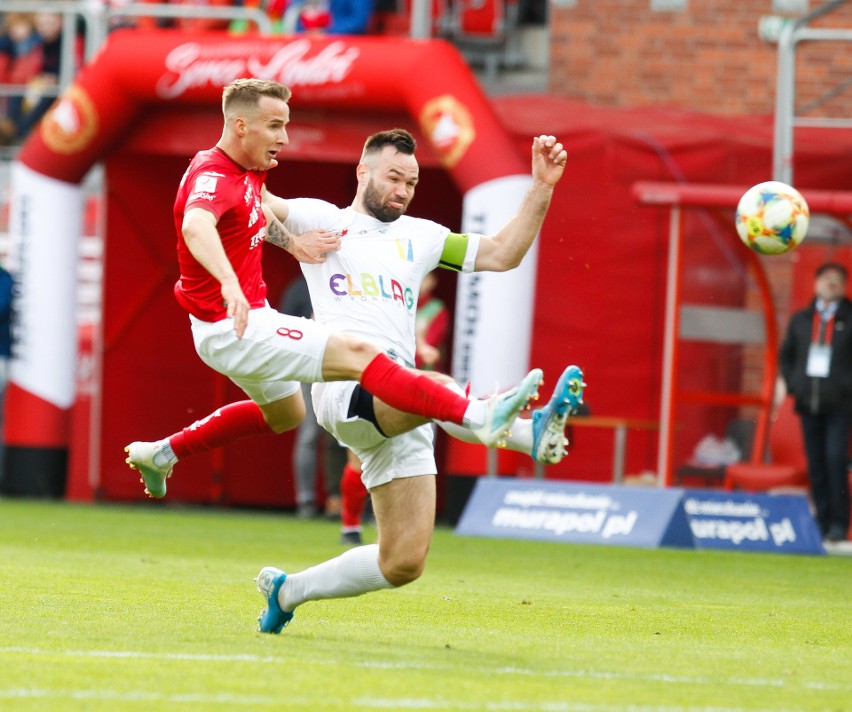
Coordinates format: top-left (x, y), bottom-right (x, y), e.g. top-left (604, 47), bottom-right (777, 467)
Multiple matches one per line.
top-left (531, 365), bottom-right (586, 464)
top-left (255, 566), bottom-right (294, 634)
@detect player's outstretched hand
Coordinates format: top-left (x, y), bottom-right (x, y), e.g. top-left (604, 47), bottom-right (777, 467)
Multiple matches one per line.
top-left (291, 230), bottom-right (342, 264)
top-left (532, 135), bottom-right (568, 187)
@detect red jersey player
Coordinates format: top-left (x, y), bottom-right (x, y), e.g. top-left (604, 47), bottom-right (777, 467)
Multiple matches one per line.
top-left (124, 78), bottom-right (542, 501)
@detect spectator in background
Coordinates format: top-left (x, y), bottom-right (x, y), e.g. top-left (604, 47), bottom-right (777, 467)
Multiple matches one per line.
top-left (279, 274), bottom-right (347, 519)
top-left (779, 262), bottom-right (852, 544)
top-left (129, 0), bottom-right (233, 32)
top-left (230, 0), bottom-right (290, 34)
top-left (297, 0), bottom-right (374, 34)
top-left (230, 0), bottom-right (373, 35)
top-left (12, 12), bottom-right (69, 141)
top-left (34, 12), bottom-right (63, 78)
top-left (414, 270), bottom-right (448, 371)
top-left (0, 12), bottom-right (43, 145)
top-left (339, 448), bottom-right (366, 545)
top-left (173, 0), bottom-right (233, 33)
top-left (0, 264), bottom-right (13, 474)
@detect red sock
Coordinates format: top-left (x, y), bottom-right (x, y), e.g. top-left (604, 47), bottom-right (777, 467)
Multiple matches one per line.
top-left (340, 463), bottom-right (368, 529)
top-left (169, 401), bottom-right (274, 459)
top-left (360, 354), bottom-right (467, 424)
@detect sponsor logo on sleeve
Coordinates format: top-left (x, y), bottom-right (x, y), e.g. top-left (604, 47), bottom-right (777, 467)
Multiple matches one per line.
top-left (193, 174), bottom-right (219, 196)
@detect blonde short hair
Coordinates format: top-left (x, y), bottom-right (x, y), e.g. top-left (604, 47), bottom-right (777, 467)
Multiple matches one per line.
top-left (222, 79), bottom-right (291, 119)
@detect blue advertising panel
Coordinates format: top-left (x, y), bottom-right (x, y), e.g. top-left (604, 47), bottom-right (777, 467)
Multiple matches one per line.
top-left (455, 477), bottom-right (693, 549)
top-left (682, 489), bottom-right (825, 555)
top-left (455, 479), bottom-right (826, 555)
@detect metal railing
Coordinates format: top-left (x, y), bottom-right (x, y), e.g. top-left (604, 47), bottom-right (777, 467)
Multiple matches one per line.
top-left (767, 0), bottom-right (852, 184)
top-left (0, 0), bottom-right (524, 133)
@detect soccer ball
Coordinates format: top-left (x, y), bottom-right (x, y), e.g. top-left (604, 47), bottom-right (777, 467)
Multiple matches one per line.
top-left (735, 181), bottom-right (809, 255)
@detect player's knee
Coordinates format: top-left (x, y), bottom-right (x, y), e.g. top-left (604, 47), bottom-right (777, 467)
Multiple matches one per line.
top-left (381, 552), bottom-right (427, 587)
top-left (261, 394), bottom-right (306, 434)
top-left (323, 333), bottom-right (382, 380)
top-left (346, 336), bottom-right (382, 366)
top-left (266, 415), bottom-right (302, 435)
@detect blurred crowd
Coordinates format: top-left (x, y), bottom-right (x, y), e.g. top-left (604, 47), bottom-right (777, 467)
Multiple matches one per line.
top-left (1, 0), bottom-right (541, 145)
top-left (0, 0), bottom-right (379, 145)
top-left (105, 0), bottom-right (377, 36)
top-left (0, 9), bottom-right (75, 145)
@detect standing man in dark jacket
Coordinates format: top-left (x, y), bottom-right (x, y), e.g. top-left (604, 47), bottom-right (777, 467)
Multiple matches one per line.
top-left (779, 262), bottom-right (852, 543)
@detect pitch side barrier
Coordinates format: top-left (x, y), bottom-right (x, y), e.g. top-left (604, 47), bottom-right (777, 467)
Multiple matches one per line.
top-left (456, 478), bottom-right (826, 555)
top-left (2, 30), bottom-right (537, 497)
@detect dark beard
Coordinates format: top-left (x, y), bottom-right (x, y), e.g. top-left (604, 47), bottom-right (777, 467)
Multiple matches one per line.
top-left (363, 180), bottom-right (404, 223)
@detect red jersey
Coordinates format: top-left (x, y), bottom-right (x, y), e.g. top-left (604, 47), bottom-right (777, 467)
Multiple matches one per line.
top-left (173, 147), bottom-right (269, 322)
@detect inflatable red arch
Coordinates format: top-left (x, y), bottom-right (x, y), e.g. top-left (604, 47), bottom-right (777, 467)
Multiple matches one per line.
top-left (4, 30), bottom-right (537, 495)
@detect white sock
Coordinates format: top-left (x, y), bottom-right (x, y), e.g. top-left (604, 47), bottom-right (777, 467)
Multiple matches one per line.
top-left (279, 543), bottom-right (393, 611)
top-left (450, 381), bottom-right (484, 430)
top-left (153, 440), bottom-right (178, 467)
top-left (439, 417), bottom-right (533, 455)
top-left (461, 399), bottom-right (486, 429)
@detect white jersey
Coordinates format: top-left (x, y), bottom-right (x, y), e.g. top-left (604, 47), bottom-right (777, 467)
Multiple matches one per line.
top-left (285, 199), bottom-right (479, 365)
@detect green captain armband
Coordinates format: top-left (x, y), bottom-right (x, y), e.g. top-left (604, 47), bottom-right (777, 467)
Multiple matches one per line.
top-left (439, 232), bottom-right (470, 272)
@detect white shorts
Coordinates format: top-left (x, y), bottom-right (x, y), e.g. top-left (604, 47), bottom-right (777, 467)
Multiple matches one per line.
top-left (190, 305), bottom-right (330, 406)
top-left (312, 380), bottom-right (437, 490)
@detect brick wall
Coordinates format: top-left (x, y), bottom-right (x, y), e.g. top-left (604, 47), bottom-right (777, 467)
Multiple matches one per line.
top-left (549, 0), bottom-right (852, 117)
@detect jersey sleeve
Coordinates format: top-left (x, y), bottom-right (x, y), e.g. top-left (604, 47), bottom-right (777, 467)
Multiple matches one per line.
top-left (439, 232), bottom-right (482, 273)
top-left (184, 170), bottom-right (236, 220)
top-left (284, 198), bottom-right (341, 234)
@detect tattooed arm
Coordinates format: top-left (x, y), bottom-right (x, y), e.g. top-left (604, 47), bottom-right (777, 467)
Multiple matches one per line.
top-left (262, 204), bottom-right (340, 264)
top-left (263, 212), bottom-right (294, 251)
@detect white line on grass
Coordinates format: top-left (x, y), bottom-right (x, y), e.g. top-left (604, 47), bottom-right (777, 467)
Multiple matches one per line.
top-left (0, 646), bottom-right (846, 695)
top-left (0, 689), bottom-right (279, 704)
top-left (0, 689), bottom-right (804, 711)
top-left (0, 646), bottom-right (277, 663)
top-left (360, 661), bottom-right (846, 693)
top-left (355, 700), bottom-right (803, 712)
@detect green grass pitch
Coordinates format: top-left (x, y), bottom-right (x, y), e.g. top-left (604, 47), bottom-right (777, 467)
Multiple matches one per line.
top-left (0, 498), bottom-right (848, 711)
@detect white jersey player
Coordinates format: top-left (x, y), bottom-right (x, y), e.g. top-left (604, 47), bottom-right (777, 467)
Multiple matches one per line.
top-left (255, 129), bottom-right (585, 633)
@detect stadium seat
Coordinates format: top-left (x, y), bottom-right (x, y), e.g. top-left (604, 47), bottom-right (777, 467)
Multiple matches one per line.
top-left (447, 0), bottom-right (521, 79)
top-left (723, 397), bottom-right (809, 493)
top-left (455, 0), bottom-right (506, 39)
top-left (370, 0), bottom-right (451, 37)
top-left (675, 417), bottom-right (755, 488)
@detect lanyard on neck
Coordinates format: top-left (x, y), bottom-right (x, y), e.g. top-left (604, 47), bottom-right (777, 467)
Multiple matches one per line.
top-left (811, 309), bottom-right (835, 345)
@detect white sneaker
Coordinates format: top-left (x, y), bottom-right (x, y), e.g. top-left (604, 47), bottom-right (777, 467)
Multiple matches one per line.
top-left (124, 441), bottom-right (172, 498)
top-left (473, 368), bottom-right (543, 448)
